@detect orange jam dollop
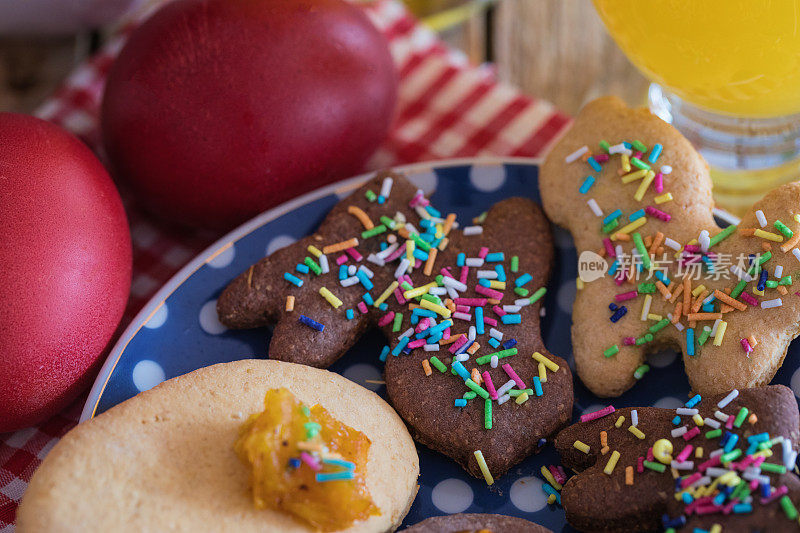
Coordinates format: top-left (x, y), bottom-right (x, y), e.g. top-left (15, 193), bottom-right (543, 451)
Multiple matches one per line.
top-left (234, 388), bottom-right (379, 531)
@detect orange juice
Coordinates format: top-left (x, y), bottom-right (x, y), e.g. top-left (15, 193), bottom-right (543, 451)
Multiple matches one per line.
top-left (593, 0), bottom-right (800, 117)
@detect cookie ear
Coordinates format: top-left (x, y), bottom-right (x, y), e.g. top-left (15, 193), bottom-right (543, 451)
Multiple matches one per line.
top-left (261, 246), bottom-right (382, 367)
top-left (682, 181), bottom-right (800, 394)
top-left (217, 235), bottom-right (318, 329)
top-left (682, 473), bottom-right (800, 531)
top-left (555, 406), bottom-right (668, 531)
top-left (216, 171), bottom-right (425, 367)
top-left (481, 197), bottom-right (555, 273)
top-left (453, 196), bottom-right (556, 314)
top-left (554, 386), bottom-right (800, 532)
top-left (216, 232), bottom-right (378, 367)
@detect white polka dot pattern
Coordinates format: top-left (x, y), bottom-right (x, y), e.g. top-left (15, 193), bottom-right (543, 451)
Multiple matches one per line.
top-left (266, 234), bottom-right (298, 256)
top-left (791, 367), bottom-right (800, 398)
top-left (143, 303), bottom-right (168, 329)
top-left (132, 360), bottom-right (166, 392)
top-left (510, 476), bottom-right (549, 512)
top-left (342, 364), bottom-right (382, 391)
top-left (408, 169), bottom-right (438, 194)
top-left (431, 478), bottom-right (473, 514)
top-left (469, 165), bottom-right (505, 192)
top-left (199, 300), bottom-right (227, 335)
top-left (207, 244), bottom-right (235, 268)
top-left (653, 397), bottom-right (684, 410)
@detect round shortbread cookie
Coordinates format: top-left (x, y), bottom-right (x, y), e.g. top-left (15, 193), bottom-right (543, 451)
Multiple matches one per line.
top-left (403, 513), bottom-right (552, 532)
top-left (18, 359), bottom-right (419, 532)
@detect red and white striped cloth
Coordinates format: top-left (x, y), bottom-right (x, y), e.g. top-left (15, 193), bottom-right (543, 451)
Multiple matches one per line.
top-left (0, 1), bottom-right (569, 528)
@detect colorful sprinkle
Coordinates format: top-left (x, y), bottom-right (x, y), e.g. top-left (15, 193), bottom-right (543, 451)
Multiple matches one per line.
top-left (298, 315), bottom-right (324, 332)
top-left (573, 440), bottom-right (590, 454)
top-left (474, 450), bottom-right (494, 485)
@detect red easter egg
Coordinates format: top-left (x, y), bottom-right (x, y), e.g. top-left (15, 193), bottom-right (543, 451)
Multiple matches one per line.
top-left (0, 113), bottom-right (131, 432)
top-left (101, 0), bottom-right (397, 230)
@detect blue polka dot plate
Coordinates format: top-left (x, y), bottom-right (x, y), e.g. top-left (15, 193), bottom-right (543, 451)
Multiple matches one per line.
top-left (83, 157), bottom-right (800, 532)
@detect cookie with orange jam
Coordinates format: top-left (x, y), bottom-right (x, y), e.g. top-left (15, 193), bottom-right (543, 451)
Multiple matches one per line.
top-left (18, 360), bottom-right (418, 532)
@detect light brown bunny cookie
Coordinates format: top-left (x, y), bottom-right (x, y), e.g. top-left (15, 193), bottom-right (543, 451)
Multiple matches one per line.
top-left (541, 96), bottom-right (800, 397)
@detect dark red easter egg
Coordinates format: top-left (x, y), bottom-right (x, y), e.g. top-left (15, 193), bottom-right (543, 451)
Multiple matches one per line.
top-left (0, 113), bottom-right (131, 432)
top-left (101, 0), bottom-right (397, 230)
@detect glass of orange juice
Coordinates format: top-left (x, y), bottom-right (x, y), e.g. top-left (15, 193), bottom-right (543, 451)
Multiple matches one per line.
top-left (593, 0), bottom-right (800, 212)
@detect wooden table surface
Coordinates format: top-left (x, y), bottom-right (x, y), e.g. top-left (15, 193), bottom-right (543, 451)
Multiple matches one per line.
top-left (0, 1), bottom-right (650, 117)
top-left (494, 1), bottom-right (649, 115)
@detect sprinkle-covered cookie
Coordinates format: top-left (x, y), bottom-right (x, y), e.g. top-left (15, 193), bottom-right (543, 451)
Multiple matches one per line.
top-left (541, 96), bottom-right (800, 397)
top-left (403, 513), bottom-right (552, 532)
top-left (217, 171), bottom-right (573, 480)
top-left (554, 385), bottom-right (800, 532)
